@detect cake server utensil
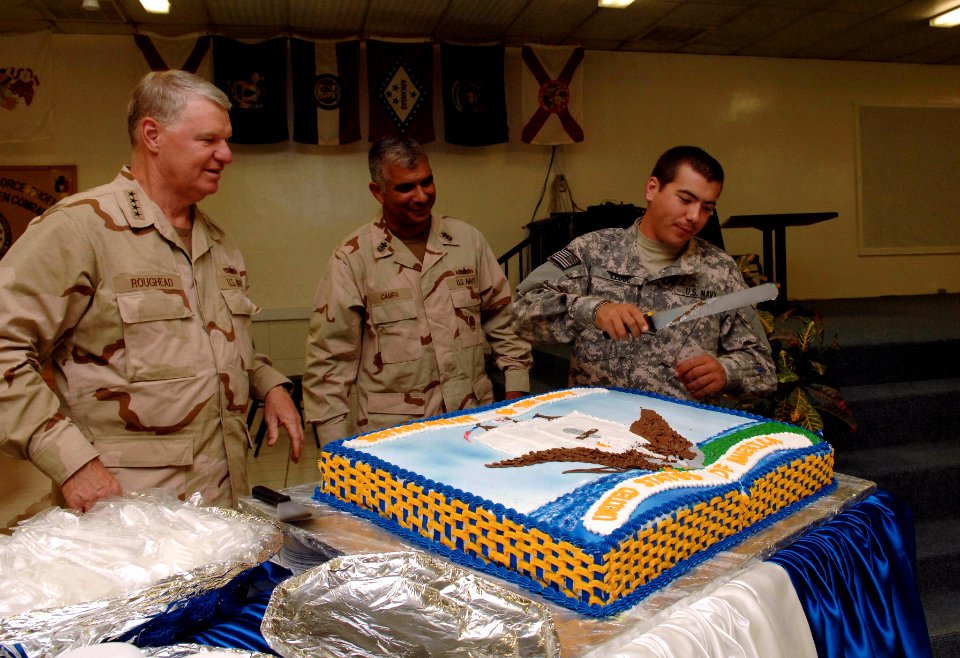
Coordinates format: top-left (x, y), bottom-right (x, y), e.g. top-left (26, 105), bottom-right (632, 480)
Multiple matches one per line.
top-left (252, 485), bottom-right (314, 523)
top-left (645, 282), bottom-right (779, 332)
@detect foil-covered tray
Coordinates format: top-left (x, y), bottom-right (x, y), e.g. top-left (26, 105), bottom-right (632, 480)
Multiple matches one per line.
top-left (0, 494), bottom-right (282, 658)
top-left (262, 551), bottom-right (561, 658)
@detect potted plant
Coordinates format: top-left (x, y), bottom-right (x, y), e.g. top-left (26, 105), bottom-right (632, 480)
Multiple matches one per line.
top-left (727, 306), bottom-right (858, 435)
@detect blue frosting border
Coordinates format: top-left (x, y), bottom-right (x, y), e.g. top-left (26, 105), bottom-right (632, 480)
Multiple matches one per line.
top-left (316, 387), bottom-right (833, 615)
top-left (313, 472), bottom-right (837, 617)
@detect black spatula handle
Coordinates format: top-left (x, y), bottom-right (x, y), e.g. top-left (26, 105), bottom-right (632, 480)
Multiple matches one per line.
top-left (252, 485), bottom-right (291, 506)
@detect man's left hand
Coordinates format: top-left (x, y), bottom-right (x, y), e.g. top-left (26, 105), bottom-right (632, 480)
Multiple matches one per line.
top-left (263, 385), bottom-right (304, 462)
top-left (675, 355), bottom-right (727, 399)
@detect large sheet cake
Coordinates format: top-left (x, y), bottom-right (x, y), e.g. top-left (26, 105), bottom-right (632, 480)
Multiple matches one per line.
top-left (315, 387), bottom-right (835, 616)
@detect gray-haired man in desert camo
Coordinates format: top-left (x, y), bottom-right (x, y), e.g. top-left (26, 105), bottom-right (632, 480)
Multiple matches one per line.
top-left (513, 146), bottom-right (776, 402)
top-left (0, 70), bottom-right (303, 512)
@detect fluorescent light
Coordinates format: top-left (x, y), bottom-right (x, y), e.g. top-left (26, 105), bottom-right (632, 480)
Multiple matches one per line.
top-left (82, 0), bottom-right (100, 10)
top-left (930, 5), bottom-right (960, 27)
top-left (140, 0), bottom-right (170, 13)
top-left (598, 0), bottom-right (635, 7)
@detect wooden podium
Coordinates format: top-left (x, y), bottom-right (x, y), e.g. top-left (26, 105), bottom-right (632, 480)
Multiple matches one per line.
top-left (722, 212), bottom-right (838, 304)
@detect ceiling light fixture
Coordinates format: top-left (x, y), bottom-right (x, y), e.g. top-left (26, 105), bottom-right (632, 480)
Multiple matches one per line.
top-left (930, 5), bottom-right (960, 27)
top-left (82, 0), bottom-right (100, 10)
top-left (598, 0), bottom-right (635, 7)
top-left (140, 0), bottom-right (171, 14)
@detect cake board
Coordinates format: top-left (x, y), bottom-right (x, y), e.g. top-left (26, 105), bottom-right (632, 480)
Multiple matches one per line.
top-left (239, 472), bottom-right (875, 657)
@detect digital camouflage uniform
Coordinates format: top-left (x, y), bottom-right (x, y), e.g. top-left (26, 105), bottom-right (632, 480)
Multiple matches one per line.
top-left (303, 214), bottom-right (532, 443)
top-left (0, 168), bottom-right (289, 507)
top-left (513, 219), bottom-right (776, 401)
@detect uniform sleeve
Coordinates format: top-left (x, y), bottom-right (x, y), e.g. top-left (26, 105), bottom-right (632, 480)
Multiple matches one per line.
top-left (512, 243), bottom-right (607, 345)
top-left (475, 237), bottom-right (532, 393)
top-left (302, 249), bottom-right (364, 443)
top-left (0, 211), bottom-right (101, 484)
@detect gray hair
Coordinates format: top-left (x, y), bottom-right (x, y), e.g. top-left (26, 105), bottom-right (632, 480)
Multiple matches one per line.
top-left (127, 70), bottom-right (231, 145)
top-left (368, 137), bottom-right (428, 187)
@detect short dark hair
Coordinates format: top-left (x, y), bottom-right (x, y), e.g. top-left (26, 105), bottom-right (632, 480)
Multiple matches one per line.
top-left (650, 146), bottom-right (724, 186)
top-left (368, 137), bottom-right (428, 187)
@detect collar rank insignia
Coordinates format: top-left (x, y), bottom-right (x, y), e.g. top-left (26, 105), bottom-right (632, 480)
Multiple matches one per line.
top-left (440, 231), bottom-right (453, 241)
top-left (376, 240), bottom-right (389, 253)
top-left (126, 191), bottom-right (142, 219)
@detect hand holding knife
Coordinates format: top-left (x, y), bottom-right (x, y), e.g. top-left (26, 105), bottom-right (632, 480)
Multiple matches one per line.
top-left (598, 282), bottom-right (778, 339)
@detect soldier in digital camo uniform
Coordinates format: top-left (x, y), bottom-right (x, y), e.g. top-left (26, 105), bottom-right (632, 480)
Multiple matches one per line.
top-left (0, 70), bottom-right (303, 512)
top-left (303, 137), bottom-right (532, 444)
top-left (513, 146), bottom-right (776, 402)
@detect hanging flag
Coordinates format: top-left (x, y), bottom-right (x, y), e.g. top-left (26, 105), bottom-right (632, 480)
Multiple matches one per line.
top-left (366, 39), bottom-right (434, 144)
top-left (133, 33), bottom-right (212, 78)
top-left (440, 42), bottom-right (508, 147)
top-left (0, 30), bottom-right (52, 143)
top-left (291, 39), bottom-right (361, 146)
top-left (521, 44), bottom-right (584, 146)
top-left (212, 36), bottom-right (288, 144)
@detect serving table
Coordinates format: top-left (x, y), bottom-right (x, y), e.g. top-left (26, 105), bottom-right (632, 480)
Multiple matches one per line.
top-left (216, 473), bottom-right (930, 657)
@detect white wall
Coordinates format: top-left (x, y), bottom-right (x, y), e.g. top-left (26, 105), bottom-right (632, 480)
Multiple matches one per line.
top-left (5, 35), bottom-right (959, 307)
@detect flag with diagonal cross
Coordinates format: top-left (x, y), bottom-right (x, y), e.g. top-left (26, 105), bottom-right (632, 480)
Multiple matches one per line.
top-left (521, 44), bottom-right (584, 145)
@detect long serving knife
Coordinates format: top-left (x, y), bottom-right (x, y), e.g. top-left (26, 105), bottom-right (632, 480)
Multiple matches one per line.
top-left (644, 282), bottom-right (779, 332)
top-left (601, 282), bottom-right (778, 337)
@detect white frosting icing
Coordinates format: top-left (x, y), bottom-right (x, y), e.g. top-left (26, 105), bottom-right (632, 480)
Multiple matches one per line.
top-left (345, 388), bottom-right (595, 447)
top-left (583, 431), bottom-right (814, 536)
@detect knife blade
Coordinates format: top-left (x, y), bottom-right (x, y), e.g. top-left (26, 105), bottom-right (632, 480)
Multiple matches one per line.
top-left (645, 282), bottom-right (778, 332)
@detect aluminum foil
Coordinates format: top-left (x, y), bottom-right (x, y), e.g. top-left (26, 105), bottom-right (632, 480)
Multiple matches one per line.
top-left (243, 473), bottom-right (876, 657)
top-left (0, 495), bottom-right (281, 658)
top-left (262, 551), bottom-right (561, 658)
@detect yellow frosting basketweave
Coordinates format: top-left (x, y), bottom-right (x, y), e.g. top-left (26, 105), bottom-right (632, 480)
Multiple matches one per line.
top-left (315, 388), bottom-right (835, 616)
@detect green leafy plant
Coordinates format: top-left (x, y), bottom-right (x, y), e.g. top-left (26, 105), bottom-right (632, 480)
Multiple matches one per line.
top-left (729, 306), bottom-right (858, 434)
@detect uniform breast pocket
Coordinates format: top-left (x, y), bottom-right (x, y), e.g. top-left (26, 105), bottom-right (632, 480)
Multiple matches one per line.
top-left (589, 270), bottom-right (637, 304)
top-left (220, 288), bottom-right (258, 369)
top-left (449, 287), bottom-right (483, 347)
top-left (116, 290), bottom-right (196, 381)
top-left (371, 299), bottom-right (423, 364)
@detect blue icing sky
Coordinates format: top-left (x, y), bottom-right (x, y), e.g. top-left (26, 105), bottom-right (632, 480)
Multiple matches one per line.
top-left (348, 389), bottom-right (755, 521)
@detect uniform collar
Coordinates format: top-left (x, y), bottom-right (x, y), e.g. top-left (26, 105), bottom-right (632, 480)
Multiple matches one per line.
top-left (369, 213), bottom-right (458, 264)
top-left (114, 166), bottom-right (224, 254)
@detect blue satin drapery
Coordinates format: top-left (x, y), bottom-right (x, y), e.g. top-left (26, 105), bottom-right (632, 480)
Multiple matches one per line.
top-left (768, 490), bottom-right (931, 658)
top-left (133, 491), bottom-right (931, 657)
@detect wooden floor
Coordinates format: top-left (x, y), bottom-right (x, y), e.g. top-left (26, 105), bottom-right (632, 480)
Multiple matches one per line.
top-left (1, 427), bottom-right (322, 531)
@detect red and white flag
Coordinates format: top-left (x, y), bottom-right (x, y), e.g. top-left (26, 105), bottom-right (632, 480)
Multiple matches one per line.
top-left (0, 30), bottom-right (52, 143)
top-left (521, 44), bottom-right (584, 145)
top-left (133, 33), bottom-right (213, 78)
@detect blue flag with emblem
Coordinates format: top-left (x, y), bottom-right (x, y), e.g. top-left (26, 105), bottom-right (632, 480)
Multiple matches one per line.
top-left (366, 39), bottom-right (434, 144)
top-left (212, 36), bottom-right (288, 144)
top-left (440, 42), bottom-right (508, 147)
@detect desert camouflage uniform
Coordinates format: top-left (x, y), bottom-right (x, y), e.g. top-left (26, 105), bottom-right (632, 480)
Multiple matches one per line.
top-left (303, 214), bottom-right (532, 443)
top-left (513, 220), bottom-right (776, 401)
top-left (0, 168), bottom-right (289, 507)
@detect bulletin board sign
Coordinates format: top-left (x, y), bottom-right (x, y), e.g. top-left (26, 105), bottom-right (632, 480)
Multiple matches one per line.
top-left (0, 165), bottom-right (77, 260)
top-left (856, 105), bottom-right (960, 255)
